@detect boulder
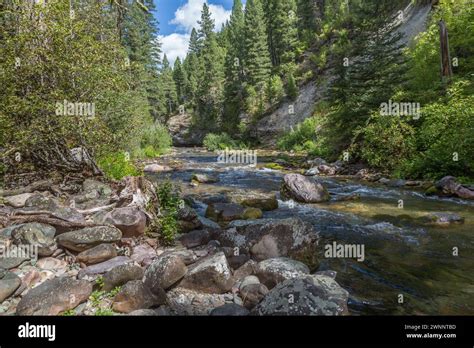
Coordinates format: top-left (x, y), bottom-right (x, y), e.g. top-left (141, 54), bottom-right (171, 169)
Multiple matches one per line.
top-left (210, 303), bottom-right (249, 316)
top-left (304, 167), bottom-right (320, 176)
top-left (102, 264), bottom-right (144, 292)
top-left (101, 207), bottom-right (147, 238)
top-left (318, 165), bottom-right (336, 176)
top-left (16, 277), bottom-right (92, 315)
top-left (179, 252), bottom-right (233, 294)
top-left (0, 271), bottom-right (21, 302)
top-left (205, 203), bottom-right (245, 222)
top-left (166, 287), bottom-right (229, 315)
top-left (25, 194), bottom-right (58, 210)
top-left (233, 260), bottom-right (258, 281)
top-left (77, 256), bottom-right (131, 280)
top-left (230, 192), bottom-right (279, 211)
top-left (255, 257), bottom-right (310, 289)
top-left (3, 193), bottom-right (35, 208)
top-left (435, 176), bottom-right (474, 200)
top-left (143, 254), bottom-right (187, 292)
top-left (192, 173), bottom-right (219, 184)
top-left (112, 280), bottom-right (166, 313)
top-left (240, 282), bottom-right (269, 309)
top-left (82, 179), bottom-right (112, 197)
top-left (56, 226), bottom-right (122, 252)
top-left (76, 244), bottom-right (117, 265)
top-left (251, 276), bottom-right (348, 316)
top-left (143, 164), bottom-right (172, 173)
top-left (178, 206), bottom-right (203, 233)
top-left (281, 174), bottom-right (330, 203)
top-left (178, 230), bottom-right (213, 249)
top-left (11, 223), bottom-right (57, 257)
top-left (218, 218), bottom-right (319, 270)
top-left (130, 243), bottom-right (157, 266)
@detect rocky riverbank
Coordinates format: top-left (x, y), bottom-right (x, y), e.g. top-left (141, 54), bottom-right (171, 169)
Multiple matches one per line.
top-left (0, 174), bottom-right (349, 316)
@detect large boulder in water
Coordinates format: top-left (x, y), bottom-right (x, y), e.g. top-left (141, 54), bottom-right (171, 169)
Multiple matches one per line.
top-left (281, 174), bottom-right (330, 203)
top-left (435, 176), bottom-right (474, 200)
top-left (217, 218), bottom-right (319, 270)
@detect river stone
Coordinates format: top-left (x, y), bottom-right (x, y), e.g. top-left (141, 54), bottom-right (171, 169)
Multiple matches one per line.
top-left (230, 192), bottom-right (279, 211)
top-left (210, 303), bottom-right (250, 316)
top-left (56, 226), bottom-right (122, 252)
top-left (0, 257), bottom-right (28, 270)
top-left (281, 174), bottom-right (330, 203)
top-left (418, 212), bottom-right (465, 227)
top-left (198, 216), bottom-right (221, 229)
top-left (76, 243), bottom-right (117, 265)
top-left (103, 264), bottom-right (144, 292)
top-left (24, 194), bottom-right (58, 210)
top-left (205, 203), bottom-right (245, 222)
top-left (435, 176), bottom-right (474, 200)
top-left (16, 277), bottom-right (92, 315)
top-left (318, 165), bottom-right (336, 176)
top-left (304, 167), bottom-right (320, 176)
top-left (77, 256), bottom-right (131, 280)
top-left (11, 223), bottom-right (57, 257)
top-left (251, 276), bottom-right (348, 316)
top-left (255, 257), bottom-right (310, 289)
top-left (179, 252), bottom-right (233, 294)
top-left (240, 282), bottom-right (269, 309)
top-left (219, 218), bottom-right (319, 270)
top-left (143, 164), bottom-right (172, 173)
top-left (3, 193), bottom-right (35, 208)
top-left (243, 207), bottom-right (263, 220)
top-left (0, 271), bottom-right (21, 302)
top-left (167, 287), bottom-right (228, 315)
top-left (178, 206), bottom-right (203, 233)
top-left (143, 254), bottom-right (188, 292)
top-left (101, 207), bottom-right (147, 238)
top-left (112, 280), bottom-right (166, 314)
top-left (36, 257), bottom-right (68, 272)
top-left (178, 230), bottom-right (213, 248)
top-left (130, 243), bottom-right (157, 266)
top-left (233, 260), bottom-right (258, 281)
top-left (192, 173), bottom-right (219, 184)
top-left (83, 179), bottom-right (112, 197)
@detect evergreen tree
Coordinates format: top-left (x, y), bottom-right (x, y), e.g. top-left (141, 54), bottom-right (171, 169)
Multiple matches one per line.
top-left (223, 0), bottom-right (246, 132)
top-left (159, 54), bottom-right (178, 121)
top-left (188, 28), bottom-right (201, 55)
top-left (173, 57), bottom-right (187, 104)
top-left (244, 0), bottom-right (272, 90)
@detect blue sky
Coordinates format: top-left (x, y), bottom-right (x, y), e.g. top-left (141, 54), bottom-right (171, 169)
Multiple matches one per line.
top-left (153, 0), bottom-right (240, 64)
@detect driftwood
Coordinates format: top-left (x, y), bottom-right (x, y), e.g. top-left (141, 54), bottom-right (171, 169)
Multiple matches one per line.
top-left (0, 179), bottom-right (53, 197)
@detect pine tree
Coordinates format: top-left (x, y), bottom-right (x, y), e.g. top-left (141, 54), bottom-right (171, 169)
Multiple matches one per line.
top-left (160, 54), bottom-right (178, 121)
top-left (297, 0), bottom-right (325, 41)
top-left (244, 0), bottom-right (272, 90)
top-left (223, 0), bottom-right (246, 133)
top-left (173, 57), bottom-right (187, 104)
top-left (264, 0), bottom-right (298, 67)
top-left (188, 28), bottom-right (201, 55)
top-left (198, 3), bottom-right (215, 44)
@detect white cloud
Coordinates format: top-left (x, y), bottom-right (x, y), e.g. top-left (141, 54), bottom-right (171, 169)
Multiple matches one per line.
top-left (171, 0), bottom-right (231, 34)
top-left (158, 33), bottom-right (190, 65)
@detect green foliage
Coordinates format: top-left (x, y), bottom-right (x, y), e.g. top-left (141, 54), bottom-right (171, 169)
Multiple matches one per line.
top-left (277, 116), bottom-right (328, 156)
top-left (139, 122), bottom-right (172, 157)
top-left (156, 181), bottom-right (182, 245)
top-left (266, 75), bottom-right (285, 105)
top-left (286, 74), bottom-right (299, 100)
top-left (203, 133), bottom-right (242, 151)
top-left (98, 152), bottom-right (142, 180)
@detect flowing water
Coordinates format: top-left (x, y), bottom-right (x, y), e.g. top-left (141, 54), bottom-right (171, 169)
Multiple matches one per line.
top-left (148, 148), bottom-right (474, 315)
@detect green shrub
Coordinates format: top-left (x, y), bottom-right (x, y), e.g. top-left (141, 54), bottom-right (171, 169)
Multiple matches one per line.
top-left (98, 152), bottom-right (141, 180)
top-left (203, 133), bottom-right (242, 151)
top-left (286, 74), bottom-right (298, 100)
top-left (156, 181), bottom-right (182, 245)
top-left (266, 75), bottom-right (285, 105)
top-left (139, 122), bottom-right (172, 157)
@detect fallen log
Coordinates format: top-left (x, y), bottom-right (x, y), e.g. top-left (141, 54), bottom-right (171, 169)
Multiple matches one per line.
top-left (0, 180), bottom-right (53, 197)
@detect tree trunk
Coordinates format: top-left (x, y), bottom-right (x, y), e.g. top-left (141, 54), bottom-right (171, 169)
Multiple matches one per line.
top-left (438, 20), bottom-right (453, 83)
